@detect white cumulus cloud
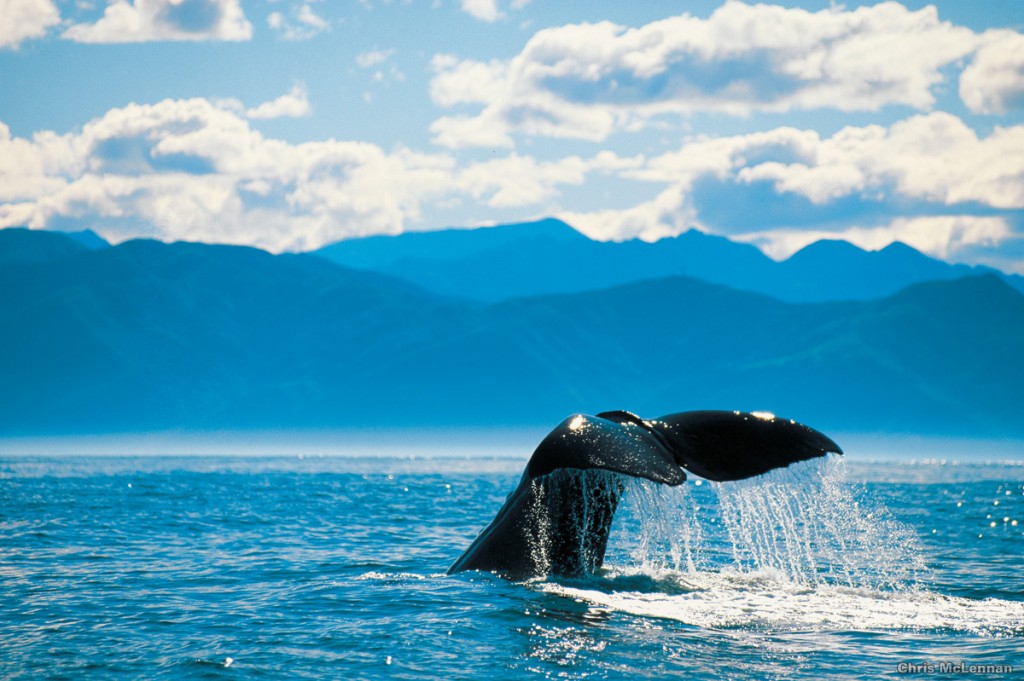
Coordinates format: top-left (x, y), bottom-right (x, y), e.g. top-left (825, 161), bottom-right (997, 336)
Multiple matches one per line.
top-left (429, 1), bottom-right (1003, 147)
top-left (0, 0), bottom-right (60, 49)
top-left (457, 154), bottom-right (588, 208)
top-left (737, 216), bottom-right (1013, 262)
top-left (63, 0), bottom-right (252, 43)
top-left (458, 0), bottom-right (531, 23)
top-left (461, 0), bottom-right (500, 23)
top-left (429, 54), bottom-right (508, 107)
top-left (0, 96), bottom-right (618, 251)
top-left (734, 113), bottom-right (1024, 209)
top-left (4, 88), bottom-right (1021, 270)
top-left (959, 30), bottom-right (1024, 114)
top-left (557, 112), bottom-right (1024, 261)
top-left (245, 83), bottom-right (311, 120)
top-left (0, 97), bottom-right (458, 250)
top-left (560, 187), bottom-right (692, 243)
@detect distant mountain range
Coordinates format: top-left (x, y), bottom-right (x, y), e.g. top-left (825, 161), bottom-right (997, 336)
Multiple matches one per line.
top-left (314, 218), bottom-right (1024, 303)
top-left (2, 226), bottom-right (1022, 438)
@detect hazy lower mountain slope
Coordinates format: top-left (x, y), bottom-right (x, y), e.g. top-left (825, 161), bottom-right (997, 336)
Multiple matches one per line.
top-left (0, 234), bottom-right (468, 432)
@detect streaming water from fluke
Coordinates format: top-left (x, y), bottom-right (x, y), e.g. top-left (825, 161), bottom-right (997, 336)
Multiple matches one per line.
top-left (612, 455), bottom-right (925, 589)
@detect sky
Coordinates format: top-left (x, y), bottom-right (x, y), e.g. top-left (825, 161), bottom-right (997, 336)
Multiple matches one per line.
top-left (1, 0), bottom-right (1023, 272)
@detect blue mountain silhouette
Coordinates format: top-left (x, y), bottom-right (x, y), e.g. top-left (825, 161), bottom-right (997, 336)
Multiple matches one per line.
top-left (314, 218), bottom-right (1024, 302)
top-left (0, 227), bottom-right (107, 264)
top-left (2, 227), bottom-right (1022, 437)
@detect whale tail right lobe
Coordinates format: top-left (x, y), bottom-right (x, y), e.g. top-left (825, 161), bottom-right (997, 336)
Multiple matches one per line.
top-left (645, 410), bottom-right (843, 482)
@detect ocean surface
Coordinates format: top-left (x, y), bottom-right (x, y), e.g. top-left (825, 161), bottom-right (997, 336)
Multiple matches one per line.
top-left (1, 452), bottom-right (1022, 679)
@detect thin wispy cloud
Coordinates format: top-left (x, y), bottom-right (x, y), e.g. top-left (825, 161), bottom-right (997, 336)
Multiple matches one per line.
top-left (267, 1), bottom-right (329, 41)
top-left (356, 48), bottom-right (395, 69)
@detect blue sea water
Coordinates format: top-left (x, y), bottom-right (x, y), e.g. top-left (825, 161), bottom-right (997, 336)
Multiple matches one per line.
top-left (1, 453), bottom-right (1022, 679)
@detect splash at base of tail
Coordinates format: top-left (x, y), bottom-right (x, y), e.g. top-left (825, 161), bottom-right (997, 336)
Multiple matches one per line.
top-left (447, 410), bottom-right (842, 580)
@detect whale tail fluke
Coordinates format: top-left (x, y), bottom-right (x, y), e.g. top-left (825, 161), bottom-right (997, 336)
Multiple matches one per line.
top-left (448, 409), bottom-right (842, 579)
top-left (527, 410), bottom-right (841, 484)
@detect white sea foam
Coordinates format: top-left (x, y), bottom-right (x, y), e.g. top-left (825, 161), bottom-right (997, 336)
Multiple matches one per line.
top-left (541, 456), bottom-right (1024, 636)
top-left (543, 570), bottom-right (1024, 635)
top-left (357, 571), bottom-right (431, 581)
